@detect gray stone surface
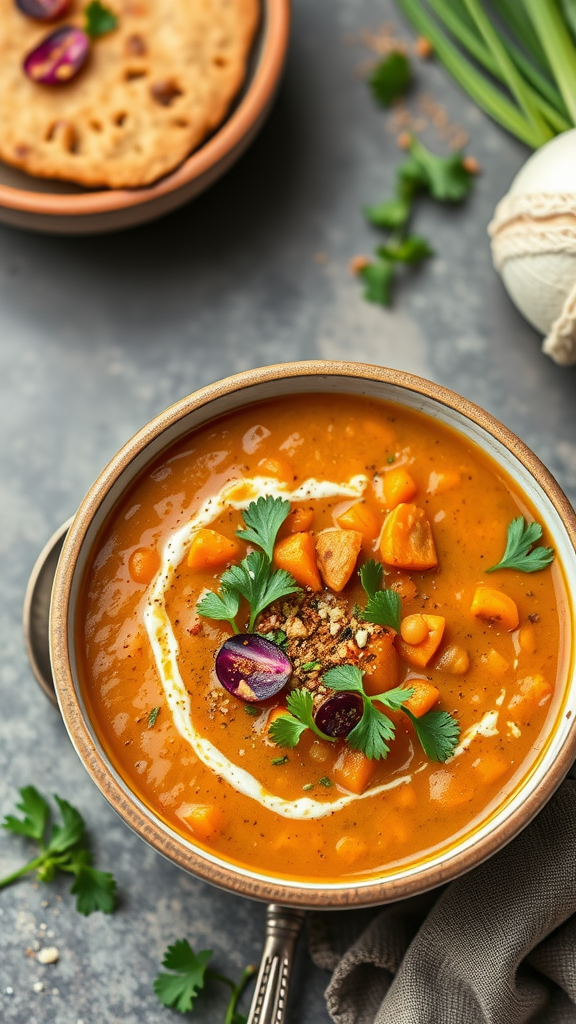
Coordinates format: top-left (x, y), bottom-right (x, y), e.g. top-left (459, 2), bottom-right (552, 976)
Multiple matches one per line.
top-left (0, 1), bottom-right (575, 1022)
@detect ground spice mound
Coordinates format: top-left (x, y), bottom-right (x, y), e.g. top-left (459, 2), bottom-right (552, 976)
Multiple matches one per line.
top-left (258, 592), bottom-right (393, 705)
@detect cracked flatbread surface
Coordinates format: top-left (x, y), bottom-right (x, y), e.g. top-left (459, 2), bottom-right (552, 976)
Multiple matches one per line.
top-left (0, 0), bottom-right (260, 188)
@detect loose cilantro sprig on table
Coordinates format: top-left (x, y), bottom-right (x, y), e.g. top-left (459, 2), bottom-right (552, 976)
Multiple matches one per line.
top-left (154, 939), bottom-right (255, 1022)
top-left (271, 665), bottom-right (459, 763)
top-left (359, 559), bottom-right (402, 632)
top-left (486, 516), bottom-right (555, 574)
top-left (197, 496), bottom-right (300, 633)
top-left (369, 51), bottom-right (412, 106)
top-left (1, 786), bottom-right (117, 915)
top-left (360, 131), bottom-right (474, 307)
top-left (85, 0), bottom-right (118, 38)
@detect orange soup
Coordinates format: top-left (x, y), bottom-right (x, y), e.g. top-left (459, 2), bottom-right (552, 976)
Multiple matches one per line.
top-left (77, 395), bottom-right (568, 881)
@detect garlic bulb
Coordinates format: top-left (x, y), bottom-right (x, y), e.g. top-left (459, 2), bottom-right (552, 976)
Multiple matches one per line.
top-left (489, 129), bottom-right (576, 366)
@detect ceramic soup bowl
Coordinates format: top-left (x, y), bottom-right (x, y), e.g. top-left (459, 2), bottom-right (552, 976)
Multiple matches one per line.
top-left (50, 361), bottom-right (576, 909)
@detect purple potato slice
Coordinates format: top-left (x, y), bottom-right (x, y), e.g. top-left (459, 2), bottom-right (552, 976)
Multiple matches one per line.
top-left (215, 634), bottom-right (292, 703)
top-left (314, 692), bottom-right (363, 738)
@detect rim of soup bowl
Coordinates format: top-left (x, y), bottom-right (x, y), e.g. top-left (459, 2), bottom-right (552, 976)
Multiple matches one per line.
top-left (49, 361), bottom-right (576, 908)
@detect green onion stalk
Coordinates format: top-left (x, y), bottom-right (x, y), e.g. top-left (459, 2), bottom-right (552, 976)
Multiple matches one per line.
top-left (394, 0), bottom-right (576, 147)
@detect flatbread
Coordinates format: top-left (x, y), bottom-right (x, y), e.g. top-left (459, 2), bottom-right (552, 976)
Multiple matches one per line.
top-left (0, 0), bottom-right (260, 188)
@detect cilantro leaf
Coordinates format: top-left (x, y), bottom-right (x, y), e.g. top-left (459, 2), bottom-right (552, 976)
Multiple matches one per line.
top-left (196, 586), bottom-right (240, 631)
top-left (259, 629), bottom-right (288, 648)
top-left (286, 689), bottom-right (335, 741)
top-left (486, 516), bottom-right (554, 574)
top-left (222, 551), bottom-right (300, 631)
top-left (397, 157), bottom-right (429, 195)
top-left (269, 689), bottom-right (336, 748)
top-left (408, 137), bottom-right (473, 202)
top-left (148, 706), bottom-right (160, 728)
top-left (236, 496), bottom-right (291, 561)
top-left (47, 796), bottom-right (85, 854)
top-left (364, 197), bottom-right (411, 230)
top-left (359, 559), bottom-right (383, 600)
top-left (358, 258), bottom-right (394, 305)
top-left (268, 713), bottom-right (308, 749)
top-left (85, 0), bottom-right (118, 38)
top-left (154, 941), bottom-right (213, 1013)
top-left (323, 665), bottom-right (458, 762)
top-left (347, 700), bottom-right (395, 761)
top-left (369, 51), bottom-right (411, 106)
top-left (403, 707), bottom-right (460, 762)
top-left (362, 589), bottom-right (402, 632)
top-left (3, 786), bottom-right (49, 842)
top-left (378, 235), bottom-right (434, 264)
top-left (322, 664), bottom-right (364, 694)
top-left (377, 684), bottom-right (414, 711)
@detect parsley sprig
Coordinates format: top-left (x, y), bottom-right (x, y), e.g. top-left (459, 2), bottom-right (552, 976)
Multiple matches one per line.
top-left (197, 497), bottom-right (300, 633)
top-left (360, 134), bottom-right (473, 306)
top-left (1, 786), bottom-right (117, 915)
top-left (359, 559), bottom-right (402, 632)
top-left (154, 939), bottom-right (255, 1021)
top-left (486, 516), bottom-right (555, 574)
top-left (271, 665), bottom-right (459, 763)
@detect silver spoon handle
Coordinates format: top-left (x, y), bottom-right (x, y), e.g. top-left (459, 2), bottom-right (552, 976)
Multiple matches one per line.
top-left (246, 904), bottom-right (305, 1024)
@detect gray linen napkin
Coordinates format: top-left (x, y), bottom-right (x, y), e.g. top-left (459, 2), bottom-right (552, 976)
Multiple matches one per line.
top-left (309, 779), bottom-right (576, 1024)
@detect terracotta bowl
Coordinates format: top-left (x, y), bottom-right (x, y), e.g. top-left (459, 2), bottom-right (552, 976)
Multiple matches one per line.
top-left (0, 0), bottom-right (290, 235)
top-left (50, 361), bottom-right (576, 908)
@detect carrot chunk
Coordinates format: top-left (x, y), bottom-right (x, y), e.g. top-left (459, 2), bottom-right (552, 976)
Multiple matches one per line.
top-left (274, 532), bottom-right (322, 591)
top-left (257, 457), bottom-right (295, 486)
top-left (383, 467), bottom-right (417, 509)
top-left (129, 547), bottom-right (160, 584)
top-left (519, 624), bottom-right (537, 655)
top-left (508, 674), bottom-right (552, 710)
top-left (473, 754), bottom-right (508, 786)
top-left (470, 586), bottom-right (519, 631)
top-left (335, 835), bottom-right (368, 865)
top-left (380, 504), bottom-right (438, 571)
top-left (336, 502), bottom-right (380, 542)
top-left (332, 748), bottom-right (377, 795)
top-left (401, 680), bottom-right (439, 717)
top-left (397, 614), bottom-right (445, 667)
top-left (315, 529), bottom-right (362, 591)
top-left (187, 529), bottom-right (242, 571)
top-left (180, 803), bottom-right (223, 841)
top-left (362, 632), bottom-right (400, 695)
top-left (279, 506), bottom-right (314, 537)
top-left (427, 469), bottom-right (461, 495)
top-left (429, 769), bottom-right (474, 808)
top-left (481, 649), bottom-right (510, 676)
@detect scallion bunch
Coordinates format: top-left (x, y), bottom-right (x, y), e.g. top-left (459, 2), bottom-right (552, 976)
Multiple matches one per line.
top-left (395, 0), bottom-right (576, 147)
